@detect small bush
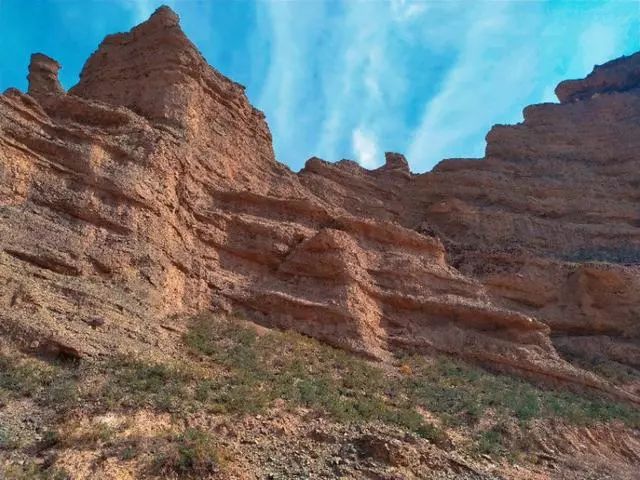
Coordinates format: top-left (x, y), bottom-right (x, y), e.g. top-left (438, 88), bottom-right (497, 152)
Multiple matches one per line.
top-left (0, 356), bottom-right (55, 397)
top-left (476, 426), bottom-right (505, 456)
top-left (119, 441), bottom-right (139, 461)
top-left (152, 428), bottom-right (227, 477)
top-left (0, 425), bottom-right (19, 450)
top-left (415, 422), bottom-right (447, 445)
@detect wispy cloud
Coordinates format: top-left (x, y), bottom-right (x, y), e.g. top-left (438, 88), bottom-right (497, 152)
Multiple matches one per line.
top-left (256, 0), bottom-right (638, 172)
top-left (5, 1), bottom-right (635, 173)
top-left (408, 2), bottom-right (541, 163)
top-left (352, 127), bottom-right (379, 168)
top-left (255, 2), bottom-right (330, 167)
top-left (406, 1), bottom-right (638, 169)
top-left (258, 1), bottom-right (426, 170)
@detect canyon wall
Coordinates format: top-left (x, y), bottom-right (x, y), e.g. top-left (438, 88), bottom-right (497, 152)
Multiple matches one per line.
top-left (1, 7), bottom-right (639, 404)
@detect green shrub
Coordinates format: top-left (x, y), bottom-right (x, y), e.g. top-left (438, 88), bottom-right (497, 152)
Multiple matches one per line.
top-left (119, 441), bottom-right (139, 461)
top-left (0, 355), bottom-right (79, 412)
top-left (152, 428), bottom-right (227, 477)
top-left (101, 357), bottom-right (191, 411)
top-left (401, 355), bottom-right (640, 429)
top-left (476, 426), bottom-right (505, 455)
top-left (0, 356), bottom-right (55, 397)
top-left (0, 425), bottom-right (18, 450)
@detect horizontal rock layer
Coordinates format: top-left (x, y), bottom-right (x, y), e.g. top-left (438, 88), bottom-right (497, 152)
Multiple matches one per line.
top-left (1, 7), bottom-right (638, 405)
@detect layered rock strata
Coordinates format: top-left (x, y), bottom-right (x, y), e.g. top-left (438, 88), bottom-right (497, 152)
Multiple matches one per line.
top-left (1, 7), bottom-right (638, 404)
top-left (300, 51), bottom-right (640, 398)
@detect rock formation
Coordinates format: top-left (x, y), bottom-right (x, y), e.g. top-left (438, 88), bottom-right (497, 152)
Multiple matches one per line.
top-left (1, 7), bottom-right (639, 405)
top-left (26, 53), bottom-right (65, 99)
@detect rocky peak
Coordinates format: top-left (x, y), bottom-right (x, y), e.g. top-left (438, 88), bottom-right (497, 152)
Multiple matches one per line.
top-left (374, 152), bottom-right (411, 179)
top-left (27, 53), bottom-right (65, 99)
top-left (67, 5), bottom-right (247, 129)
top-left (381, 152), bottom-right (410, 172)
top-left (141, 4), bottom-right (180, 28)
top-left (64, 5), bottom-right (281, 186)
top-left (67, 5), bottom-right (201, 120)
top-left (555, 51), bottom-right (640, 103)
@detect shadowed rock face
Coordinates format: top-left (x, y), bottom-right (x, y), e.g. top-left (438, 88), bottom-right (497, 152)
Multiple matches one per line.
top-left (1, 7), bottom-right (639, 405)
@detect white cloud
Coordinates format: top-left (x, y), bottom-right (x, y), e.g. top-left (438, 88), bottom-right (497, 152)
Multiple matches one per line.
top-left (390, 0), bottom-right (428, 22)
top-left (352, 127), bottom-right (380, 169)
top-left (408, 3), bottom-right (539, 166)
top-left (578, 22), bottom-right (625, 72)
top-left (314, 2), bottom-right (410, 164)
top-left (407, 1), bottom-right (640, 169)
top-left (132, 0), bottom-right (155, 22)
top-left (256, 2), bottom-right (329, 163)
top-left (524, 5), bottom-right (634, 106)
top-left (258, 1), bottom-right (435, 169)
top-left (248, 0), bottom-right (639, 171)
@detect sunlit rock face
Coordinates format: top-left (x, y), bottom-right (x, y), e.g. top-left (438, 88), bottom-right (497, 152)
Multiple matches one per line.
top-left (0, 6), bottom-right (638, 404)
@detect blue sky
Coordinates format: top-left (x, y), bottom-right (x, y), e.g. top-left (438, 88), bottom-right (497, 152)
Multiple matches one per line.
top-left (1, 1), bottom-right (638, 172)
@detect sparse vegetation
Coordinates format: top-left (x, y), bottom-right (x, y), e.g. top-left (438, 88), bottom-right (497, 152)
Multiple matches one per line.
top-left (119, 441), bottom-right (139, 461)
top-left (0, 355), bottom-right (79, 412)
top-left (401, 354), bottom-right (640, 429)
top-left (400, 354), bottom-right (640, 455)
top-left (184, 313), bottom-right (446, 444)
top-left (184, 313), bottom-right (639, 455)
top-left (555, 345), bottom-right (640, 386)
top-left (101, 357), bottom-right (191, 412)
top-left (0, 425), bottom-right (18, 450)
top-left (476, 424), bottom-right (506, 456)
top-left (0, 462), bottom-right (70, 480)
top-left (0, 311), bottom-right (638, 477)
top-left (562, 246), bottom-right (640, 264)
top-left (151, 428), bottom-right (227, 478)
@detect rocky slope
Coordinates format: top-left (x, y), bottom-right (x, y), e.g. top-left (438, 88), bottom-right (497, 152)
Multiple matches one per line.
top-left (0, 5), bottom-right (639, 413)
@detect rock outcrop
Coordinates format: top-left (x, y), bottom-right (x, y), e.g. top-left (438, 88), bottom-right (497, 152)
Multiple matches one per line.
top-left (556, 51), bottom-right (640, 103)
top-left (27, 53), bottom-right (65, 99)
top-left (1, 7), bottom-right (639, 405)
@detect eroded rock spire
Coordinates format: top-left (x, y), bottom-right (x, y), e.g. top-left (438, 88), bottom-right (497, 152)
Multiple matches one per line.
top-left (381, 152), bottom-right (410, 172)
top-left (27, 53), bottom-right (65, 99)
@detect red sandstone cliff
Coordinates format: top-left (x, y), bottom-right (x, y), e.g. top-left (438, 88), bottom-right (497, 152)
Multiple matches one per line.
top-left (1, 7), bottom-right (639, 406)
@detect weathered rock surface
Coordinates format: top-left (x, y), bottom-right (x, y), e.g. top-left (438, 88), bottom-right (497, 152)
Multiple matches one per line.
top-left (556, 51), bottom-right (640, 103)
top-left (27, 53), bottom-right (65, 99)
top-left (0, 7), bottom-right (639, 405)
